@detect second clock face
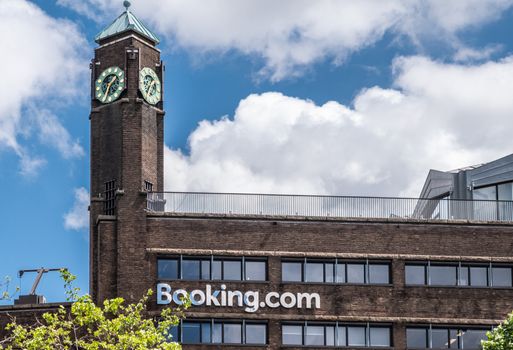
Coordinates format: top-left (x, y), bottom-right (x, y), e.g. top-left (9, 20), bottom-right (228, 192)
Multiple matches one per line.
top-left (95, 66), bottom-right (125, 104)
top-left (139, 67), bottom-right (161, 105)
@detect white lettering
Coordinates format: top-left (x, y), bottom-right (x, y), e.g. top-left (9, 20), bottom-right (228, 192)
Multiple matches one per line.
top-left (280, 292), bottom-right (296, 308)
top-left (297, 292), bottom-right (321, 309)
top-left (265, 292), bottom-right (280, 308)
top-left (156, 283), bottom-right (172, 305)
top-left (155, 284), bottom-right (320, 312)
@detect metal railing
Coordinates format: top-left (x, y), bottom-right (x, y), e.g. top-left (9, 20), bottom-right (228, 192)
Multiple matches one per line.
top-left (146, 192), bottom-right (513, 222)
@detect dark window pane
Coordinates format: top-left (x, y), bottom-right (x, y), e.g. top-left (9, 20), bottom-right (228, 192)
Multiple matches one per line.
top-left (283, 262), bottom-right (302, 282)
top-left (182, 260), bottom-right (200, 280)
top-left (168, 326), bottom-right (179, 342)
top-left (182, 322), bottom-right (201, 344)
top-left (348, 326), bottom-right (366, 346)
top-left (461, 329), bottom-right (487, 349)
top-left (449, 329), bottom-right (459, 349)
top-left (407, 328), bottom-right (427, 349)
top-left (326, 326), bottom-right (335, 346)
top-left (369, 264), bottom-right (390, 284)
top-left (306, 325), bottom-right (324, 345)
top-left (201, 323), bottom-right (211, 343)
top-left (470, 267), bottom-right (488, 287)
top-left (337, 326), bottom-right (347, 346)
top-left (212, 323), bottom-right (222, 343)
top-left (224, 323), bottom-right (242, 344)
top-left (201, 260), bottom-right (210, 280)
top-left (223, 260), bottom-right (242, 280)
top-left (245, 261), bottom-right (266, 281)
top-left (406, 265), bottom-right (426, 285)
top-left (492, 267), bottom-right (512, 287)
top-left (459, 266), bottom-right (469, 286)
top-left (212, 260), bottom-right (222, 280)
top-left (347, 264), bottom-right (365, 283)
top-left (158, 259), bottom-right (178, 280)
top-left (370, 327), bottom-right (391, 347)
top-left (432, 328), bottom-right (449, 349)
top-left (283, 325), bottom-right (303, 345)
top-left (430, 265), bottom-right (457, 286)
top-left (306, 262), bottom-right (324, 282)
top-left (336, 263), bottom-right (346, 283)
top-left (246, 324), bottom-right (266, 345)
top-left (474, 186), bottom-right (497, 220)
top-left (325, 263), bottom-right (335, 283)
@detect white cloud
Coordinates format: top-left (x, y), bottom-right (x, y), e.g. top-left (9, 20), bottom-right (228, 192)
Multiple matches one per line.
top-left (165, 56), bottom-right (513, 197)
top-left (0, 0), bottom-right (88, 175)
top-left (60, 0), bottom-right (513, 81)
top-left (64, 187), bottom-right (89, 231)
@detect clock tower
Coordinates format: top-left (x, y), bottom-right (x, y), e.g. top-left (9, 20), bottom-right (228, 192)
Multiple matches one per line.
top-left (89, 1), bottom-right (164, 303)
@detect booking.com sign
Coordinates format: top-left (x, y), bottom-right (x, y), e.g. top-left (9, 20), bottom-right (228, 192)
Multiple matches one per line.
top-left (157, 283), bottom-right (321, 313)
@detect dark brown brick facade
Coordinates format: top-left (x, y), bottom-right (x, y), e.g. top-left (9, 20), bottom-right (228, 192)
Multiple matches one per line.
top-left (2, 27), bottom-right (513, 350)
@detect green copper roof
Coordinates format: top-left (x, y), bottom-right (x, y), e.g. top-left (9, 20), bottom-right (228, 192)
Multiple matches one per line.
top-left (95, 5), bottom-right (160, 44)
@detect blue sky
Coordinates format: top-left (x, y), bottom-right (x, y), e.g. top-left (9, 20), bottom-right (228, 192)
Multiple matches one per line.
top-left (1, 0), bottom-right (513, 303)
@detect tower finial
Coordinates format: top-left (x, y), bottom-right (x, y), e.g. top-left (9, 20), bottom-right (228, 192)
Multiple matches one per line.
top-left (123, 1), bottom-right (131, 11)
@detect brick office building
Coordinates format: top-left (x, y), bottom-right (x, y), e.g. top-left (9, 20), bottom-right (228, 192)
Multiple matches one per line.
top-left (3, 4), bottom-right (513, 349)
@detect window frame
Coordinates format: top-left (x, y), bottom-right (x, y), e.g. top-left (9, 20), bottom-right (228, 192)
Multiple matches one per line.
top-left (281, 258), bottom-right (392, 285)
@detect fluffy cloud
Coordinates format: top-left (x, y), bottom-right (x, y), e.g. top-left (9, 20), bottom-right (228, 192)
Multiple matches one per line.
top-left (60, 0), bottom-right (513, 80)
top-left (0, 0), bottom-right (87, 175)
top-left (64, 187), bottom-right (89, 231)
top-left (165, 56), bottom-right (513, 197)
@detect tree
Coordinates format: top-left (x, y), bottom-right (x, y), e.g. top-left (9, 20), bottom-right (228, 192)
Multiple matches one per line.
top-left (482, 311), bottom-right (513, 350)
top-left (0, 270), bottom-right (189, 350)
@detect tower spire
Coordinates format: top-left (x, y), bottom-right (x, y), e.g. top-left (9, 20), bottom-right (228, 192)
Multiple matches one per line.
top-left (123, 1), bottom-right (131, 12)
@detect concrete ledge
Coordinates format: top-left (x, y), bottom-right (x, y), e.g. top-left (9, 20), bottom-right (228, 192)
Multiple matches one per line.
top-left (146, 211), bottom-right (513, 227)
top-left (145, 248), bottom-right (513, 262)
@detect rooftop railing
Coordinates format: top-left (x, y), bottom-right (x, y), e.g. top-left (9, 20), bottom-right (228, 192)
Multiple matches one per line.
top-left (146, 192), bottom-right (513, 222)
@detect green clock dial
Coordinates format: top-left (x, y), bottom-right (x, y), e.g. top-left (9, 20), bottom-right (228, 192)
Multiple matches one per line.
top-left (139, 67), bottom-right (161, 105)
top-left (95, 66), bottom-right (125, 104)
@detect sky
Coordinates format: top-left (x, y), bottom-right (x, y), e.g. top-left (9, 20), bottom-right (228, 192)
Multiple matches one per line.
top-left (1, 0), bottom-right (513, 303)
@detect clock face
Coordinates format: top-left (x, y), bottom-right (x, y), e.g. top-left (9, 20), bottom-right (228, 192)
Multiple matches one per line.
top-left (139, 67), bottom-right (161, 105)
top-left (95, 66), bottom-right (125, 104)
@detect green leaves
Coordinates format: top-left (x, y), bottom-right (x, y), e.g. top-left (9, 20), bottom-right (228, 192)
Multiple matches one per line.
top-left (1, 272), bottom-right (187, 350)
top-left (482, 311), bottom-right (513, 350)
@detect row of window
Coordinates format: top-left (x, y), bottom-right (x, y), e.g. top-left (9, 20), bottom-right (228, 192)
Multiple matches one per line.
top-left (157, 257), bottom-right (513, 288)
top-left (170, 322), bottom-right (490, 348)
top-left (169, 320), bottom-right (266, 345)
top-left (158, 257), bottom-right (267, 281)
top-left (282, 259), bottom-right (390, 284)
top-left (282, 322), bottom-right (391, 347)
top-left (407, 327), bottom-right (490, 349)
top-left (406, 263), bottom-right (513, 287)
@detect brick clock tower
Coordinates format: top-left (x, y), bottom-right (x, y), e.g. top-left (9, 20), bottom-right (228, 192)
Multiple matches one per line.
top-left (89, 1), bottom-right (164, 303)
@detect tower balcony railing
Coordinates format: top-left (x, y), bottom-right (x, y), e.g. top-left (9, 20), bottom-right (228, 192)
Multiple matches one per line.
top-left (146, 192), bottom-right (513, 222)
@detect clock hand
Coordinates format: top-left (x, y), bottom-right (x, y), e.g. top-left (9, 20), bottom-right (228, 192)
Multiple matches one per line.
top-left (146, 80), bottom-right (156, 95)
top-left (103, 76), bottom-right (118, 102)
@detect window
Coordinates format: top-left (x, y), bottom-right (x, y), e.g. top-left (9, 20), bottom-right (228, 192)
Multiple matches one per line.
top-left (175, 320), bottom-right (267, 345)
top-left (282, 262), bottom-right (302, 282)
top-left (282, 258), bottom-right (391, 284)
top-left (104, 179), bottom-right (116, 215)
top-left (282, 325), bottom-right (302, 345)
top-left (473, 181), bottom-right (513, 221)
top-left (158, 259), bottom-right (178, 280)
top-left (430, 265), bottom-right (457, 286)
top-left (246, 323), bottom-right (267, 345)
top-left (282, 322), bottom-right (392, 347)
top-left (245, 260), bottom-right (266, 281)
top-left (407, 326), bottom-right (490, 349)
top-left (492, 267), bottom-right (512, 287)
top-left (406, 265), bottom-right (426, 285)
top-left (406, 262), bottom-right (512, 288)
top-left (144, 180), bottom-right (153, 192)
top-left (157, 256), bottom-right (267, 281)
